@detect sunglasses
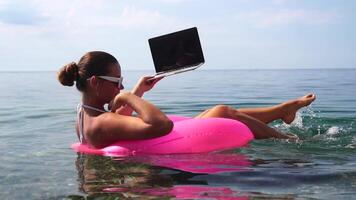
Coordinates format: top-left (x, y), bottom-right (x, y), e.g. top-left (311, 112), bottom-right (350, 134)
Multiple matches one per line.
top-left (97, 76), bottom-right (123, 89)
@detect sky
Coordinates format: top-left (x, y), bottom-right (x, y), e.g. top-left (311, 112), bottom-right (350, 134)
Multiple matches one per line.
top-left (0, 0), bottom-right (355, 71)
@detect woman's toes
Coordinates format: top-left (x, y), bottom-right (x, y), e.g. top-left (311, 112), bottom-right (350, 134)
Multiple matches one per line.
top-left (299, 93), bottom-right (316, 107)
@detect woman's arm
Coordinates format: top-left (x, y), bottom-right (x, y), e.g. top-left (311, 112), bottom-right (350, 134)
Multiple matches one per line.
top-left (87, 92), bottom-right (173, 148)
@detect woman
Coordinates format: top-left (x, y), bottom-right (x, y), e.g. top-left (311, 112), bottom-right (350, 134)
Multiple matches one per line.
top-left (58, 51), bottom-right (316, 148)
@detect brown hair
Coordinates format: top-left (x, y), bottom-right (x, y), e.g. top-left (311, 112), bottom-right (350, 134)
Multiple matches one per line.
top-left (57, 51), bottom-right (118, 91)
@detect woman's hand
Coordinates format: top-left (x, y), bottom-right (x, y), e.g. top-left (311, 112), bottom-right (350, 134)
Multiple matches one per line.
top-left (114, 76), bottom-right (163, 116)
top-left (132, 76), bottom-right (163, 96)
top-left (110, 92), bottom-right (130, 112)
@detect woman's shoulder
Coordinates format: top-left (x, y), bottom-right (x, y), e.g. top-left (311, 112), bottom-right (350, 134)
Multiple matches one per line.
top-left (87, 112), bottom-right (141, 135)
top-left (85, 113), bottom-right (151, 148)
top-left (94, 112), bottom-right (133, 124)
top-left (87, 112), bottom-right (121, 131)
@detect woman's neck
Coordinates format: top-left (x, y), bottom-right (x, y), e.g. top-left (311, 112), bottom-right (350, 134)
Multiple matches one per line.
top-left (82, 93), bottom-right (105, 111)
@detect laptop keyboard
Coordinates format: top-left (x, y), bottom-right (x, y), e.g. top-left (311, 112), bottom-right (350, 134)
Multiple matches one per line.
top-left (157, 64), bottom-right (199, 75)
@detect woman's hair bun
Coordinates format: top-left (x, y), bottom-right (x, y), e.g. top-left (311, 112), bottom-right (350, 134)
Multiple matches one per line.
top-left (57, 62), bottom-right (79, 86)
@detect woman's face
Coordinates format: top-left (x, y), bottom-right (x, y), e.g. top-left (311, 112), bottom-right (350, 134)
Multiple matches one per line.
top-left (97, 63), bottom-right (124, 103)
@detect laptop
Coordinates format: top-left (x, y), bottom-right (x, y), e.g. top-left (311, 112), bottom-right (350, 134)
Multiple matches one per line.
top-left (148, 27), bottom-right (205, 80)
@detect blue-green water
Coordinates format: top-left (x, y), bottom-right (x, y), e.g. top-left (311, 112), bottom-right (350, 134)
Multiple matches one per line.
top-left (0, 69), bottom-right (355, 199)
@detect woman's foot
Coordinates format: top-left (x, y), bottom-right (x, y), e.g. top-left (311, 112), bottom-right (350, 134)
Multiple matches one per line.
top-left (282, 93), bottom-right (316, 124)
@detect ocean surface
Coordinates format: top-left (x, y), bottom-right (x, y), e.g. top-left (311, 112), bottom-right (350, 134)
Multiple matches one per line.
top-left (0, 69), bottom-right (355, 199)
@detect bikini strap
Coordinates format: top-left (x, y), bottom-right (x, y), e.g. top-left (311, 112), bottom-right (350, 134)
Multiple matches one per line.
top-left (76, 103), bottom-right (107, 143)
top-left (76, 103), bottom-right (85, 143)
top-left (82, 104), bottom-right (106, 113)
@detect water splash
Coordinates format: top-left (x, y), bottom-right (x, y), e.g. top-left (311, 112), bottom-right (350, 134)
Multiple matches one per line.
top-left (326, 126), bottom-right (341, 136)
top-left (273, 106), bottom-right (355, 147)
top-left (312, 126), bottom-right (342, 141)
top-left (275, 109), bottom-right (305, 133)
top-left (279, 106), bottom-right (316, 129)
top-left (290, 111), bottom-right (303, 128)
top-left (305, 105), bottom-right (317, 119)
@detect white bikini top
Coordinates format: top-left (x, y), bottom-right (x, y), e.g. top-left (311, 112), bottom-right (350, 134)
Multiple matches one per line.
top-left (76, 103), bottom-right (107, 144)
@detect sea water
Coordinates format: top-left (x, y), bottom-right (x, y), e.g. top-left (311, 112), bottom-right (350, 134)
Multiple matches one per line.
top-left (0, 69), bottom-right (355, 199)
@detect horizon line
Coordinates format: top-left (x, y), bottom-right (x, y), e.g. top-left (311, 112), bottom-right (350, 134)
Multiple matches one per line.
top-left (0, 67), bottom-right (356, 73)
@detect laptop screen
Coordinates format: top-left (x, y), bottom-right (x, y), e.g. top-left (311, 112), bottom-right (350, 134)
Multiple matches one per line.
top-left (148, 27), bottom-right (205, 73)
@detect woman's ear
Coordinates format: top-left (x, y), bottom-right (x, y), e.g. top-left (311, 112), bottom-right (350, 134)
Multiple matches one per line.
top-left (88, 76), bottom-right (99, 90)
top-left (88, 76), bottom-right (99, 88)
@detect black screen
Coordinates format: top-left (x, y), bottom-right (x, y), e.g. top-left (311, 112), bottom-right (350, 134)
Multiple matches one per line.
top-left (149, 27), bottom-right (205, 72)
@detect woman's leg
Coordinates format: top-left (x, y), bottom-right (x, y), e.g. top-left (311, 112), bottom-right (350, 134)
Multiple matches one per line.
top-left (196, 94), bottom-right (316, 124)
top-left (237, 94), bottom-right (316, 124)
top-left (196, 105), bottom-right (295, 139)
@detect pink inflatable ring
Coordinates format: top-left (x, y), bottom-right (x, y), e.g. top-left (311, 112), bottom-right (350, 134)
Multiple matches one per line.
top-left (71, 115), bottom-right (254, 156)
